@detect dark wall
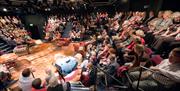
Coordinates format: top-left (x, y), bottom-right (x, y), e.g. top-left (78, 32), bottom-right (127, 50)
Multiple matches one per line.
top-left (24, 15), bottom-right (46, 39)
top-left (161, 0), bottom-right (180, 11)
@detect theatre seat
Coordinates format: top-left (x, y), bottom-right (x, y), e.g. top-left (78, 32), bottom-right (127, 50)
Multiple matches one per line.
top-left (150, 55), bottom-right (163, 66)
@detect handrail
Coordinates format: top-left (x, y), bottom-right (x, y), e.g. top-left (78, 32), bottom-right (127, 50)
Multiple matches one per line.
top-left (93, 64), bottom-right (128, 89)
top-left (140, 66), bottom-right (170, 78)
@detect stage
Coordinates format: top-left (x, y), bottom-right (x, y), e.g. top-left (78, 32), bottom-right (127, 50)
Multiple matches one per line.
top-left (0, 41), bottom-right (83, 89)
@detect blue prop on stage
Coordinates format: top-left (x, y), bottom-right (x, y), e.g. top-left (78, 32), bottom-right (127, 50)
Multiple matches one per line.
top-left (55, 56), bottom-right (78, 75)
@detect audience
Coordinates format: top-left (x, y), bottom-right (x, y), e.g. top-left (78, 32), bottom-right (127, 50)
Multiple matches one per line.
top-left (0, 16), bottom-right (32, 47)
top-left (0, 10), bottom-right (180, 91)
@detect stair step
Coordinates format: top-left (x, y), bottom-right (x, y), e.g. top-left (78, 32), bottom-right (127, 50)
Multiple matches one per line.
top-left (2, 47), bottom-right (12, 52)
top-left (71, 87), bottom-right (90, 91)
top-left (71, 84), bottom-right (85, 87)
top-left (0, 43), bottom-right (4, 46)
top-left (0, 44), bottom-right (8, 49)
top-left (5, 50), bottom-right (13, 53)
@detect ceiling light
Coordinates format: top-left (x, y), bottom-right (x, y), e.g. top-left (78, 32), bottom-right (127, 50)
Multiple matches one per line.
top-left (3, 8), bottom-right (7, 12)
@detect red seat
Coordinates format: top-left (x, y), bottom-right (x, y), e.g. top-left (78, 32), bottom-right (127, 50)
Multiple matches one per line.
top-left (145, 48), bottom-right (153, 56)
top-left (150, 55), bottom-right (163, 65)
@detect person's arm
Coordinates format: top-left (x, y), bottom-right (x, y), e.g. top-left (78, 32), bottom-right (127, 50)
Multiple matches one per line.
top-left (161, 28), bottom-right (170, 36)
top-left (98, 46), bottom-right (108, 57)
top-left (166, 27), bottom-right (180, 37)
top-left (159, 69), bottom-right (180, 82)
top-left (153, 28), bottom-right (165, 35)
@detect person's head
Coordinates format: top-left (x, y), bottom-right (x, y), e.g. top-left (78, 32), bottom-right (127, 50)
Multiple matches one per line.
top-left (108, 54), bottom-right (116, 63)
top-left (103, 40), bottom-right (109, 45)
top-left (169, 48), bottom-right (180, 64)
top-left (163, 10), bottom-right (173, 19)
top-left (172, 12), bottom-right (180, 23)
top-left (158, 11), bottom-right (164, 18)
top-left (22, 68), bottom-right (31, 77)
top-left (48, 77), bottom-right (59, 87)
top-left (109, 48), bottom-right (116, 55)
top-left (32, 78), bottom-right (42, 89)
top-left (45, 68), bottom-right (53, 76)
top-left (135, 30), bottom-right (145, 37)
top-left (149, 11), bottom-right (154, 17)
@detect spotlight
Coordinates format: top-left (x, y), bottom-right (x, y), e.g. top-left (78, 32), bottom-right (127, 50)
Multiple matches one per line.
top-left (144, 5), bottom-right (149, 9)
top-left (29, 24), bottom-right (33, 26)
top-left (3, 8), bottom-right (7, 12)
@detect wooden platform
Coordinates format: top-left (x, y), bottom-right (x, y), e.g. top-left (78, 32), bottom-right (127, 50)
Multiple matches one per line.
top-left (0, 42), bottom-right (82, 89)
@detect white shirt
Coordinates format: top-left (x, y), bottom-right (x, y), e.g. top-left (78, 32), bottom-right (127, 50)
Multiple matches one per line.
top-left (18, 75), bottom-right (34, 91)
top-left (152, 59), bottom-right (180, 85)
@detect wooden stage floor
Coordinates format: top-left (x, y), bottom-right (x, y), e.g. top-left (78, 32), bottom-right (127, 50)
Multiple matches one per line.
top-left (0, 42), bottom-right (82, 88)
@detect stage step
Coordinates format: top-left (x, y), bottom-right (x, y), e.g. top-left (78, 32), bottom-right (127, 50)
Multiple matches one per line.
top-left (71, 87), bottom-right (90, 91)
top-left (5, 50), bottom-right (13, 53)
top-left (70, 82), bottom-right (90, 91)
top-left (0, 42), bottom-right (14, 54)
top-left (0, 43), bottom-right (4, 46)
top-left (0, 44), bottom-right (8, 49)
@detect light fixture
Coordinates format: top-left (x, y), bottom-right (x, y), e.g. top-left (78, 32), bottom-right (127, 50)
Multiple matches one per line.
top-left (3, 8), bottom-right (7, 12)
top-left (29, 24), bottom-right (33, 26)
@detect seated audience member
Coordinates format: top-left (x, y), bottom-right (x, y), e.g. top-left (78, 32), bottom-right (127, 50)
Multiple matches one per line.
top-left (145, 11), bottom-right (164, 45)
top-left (129, 48), bottom-right (180, 91)
top-left (18, 68), bottom-right (34, 91)
top-left (123, 44), bottom-right (150, 71)
top-left (150, 11), bottom-right (173, 47)
top-left (97, 54), bottom-right (119, 85)
top-left (32, 78), bottom-right (46, 91)
top-left (116, 29), bottom-right (145, 50)
top-left (147, 11), bottom-right (163, 32)
top-left (47, 77), bottom-right (63, 91)
top-left (153, 10), bottom-right (173, 35)
top-left (0, 71), bottom-right (12, 90)
top-left (126, 30), bottom-right (145, 50)
top-left (152, 12), bottom-right (180, 52)
top-left (98, 40), bottom-right (111, 63)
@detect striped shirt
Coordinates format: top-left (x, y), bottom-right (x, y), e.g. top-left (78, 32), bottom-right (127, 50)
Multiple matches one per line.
top-left (152, 59), bottom-right (180, 86)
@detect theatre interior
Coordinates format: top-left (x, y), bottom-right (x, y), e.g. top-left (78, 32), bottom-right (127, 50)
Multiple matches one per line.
top-left (0, 0), bottom-right (180, 91)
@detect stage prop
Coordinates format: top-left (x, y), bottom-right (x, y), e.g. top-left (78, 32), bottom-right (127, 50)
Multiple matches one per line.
top-left (54, 54), bottom-right (78, 75)
top-left (55, 38), bottom-right (71, 47)
top-left (13, 45), bottom-right (29, 56)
